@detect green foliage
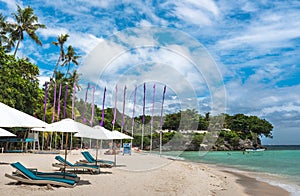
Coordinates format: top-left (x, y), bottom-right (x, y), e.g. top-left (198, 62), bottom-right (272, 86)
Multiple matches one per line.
top-left (10, 5), bottom-right (46, 56)
top-left (163, 109), bottom-right (209, 131)
top-left (0, 47), bottom-right (42, 114)
top-left (225, 113), bottom-right (273, 138)
top-left (191, 133), bottom-right (204, 147)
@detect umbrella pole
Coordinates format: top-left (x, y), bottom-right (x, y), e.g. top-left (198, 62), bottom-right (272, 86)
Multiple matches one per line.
top-left (54, 132), bottom-right (57, 150)
top-left (50, 132), bottom-right (53, 151)
top-left (159, 130), bottom-right (162, 156)
top-left (64, 132), bottom-right (69, 175)
top-left (42, 132), bottom-right (44, 151)
top-left (141, 123), bottom-right (144, 150)
top-left (131, 125), bottom-right (133, 149)
top-left (70, 133), bottom-right (72, 155)
top-left (150, 124), bottom-right (153, 153)
top-left (113, 140), bottom-right (116, 166)
top-left (100, 140), bottom-right (103, 155)
top-left (95, 139), bottom-right (99, 166)
top-left (61, 133), bottom-right (64, 150)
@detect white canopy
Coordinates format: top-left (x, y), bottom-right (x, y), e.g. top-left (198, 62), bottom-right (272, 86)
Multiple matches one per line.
top-left (74, 125), bottom-right (134, 140)
top-left (0, 128), bottom-right (16, 137)
top-left (0, 102), bottom-right (48, 128)
top-left (111, 130), bottom-right (134, 139)
top-left (74, 125), bottom-right (113, 140)
top-left (32, 118), bottom-right (91, 133)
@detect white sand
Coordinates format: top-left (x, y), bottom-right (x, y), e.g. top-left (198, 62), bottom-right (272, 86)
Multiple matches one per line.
top-left (0, 149), bottom-right (252, 196)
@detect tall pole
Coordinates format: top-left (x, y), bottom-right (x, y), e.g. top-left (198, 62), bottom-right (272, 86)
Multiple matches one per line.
top-left (112, 84), bottom-right (118, 131)
top-left (141, 83), bottom-right (146, 150)
top-left (71, 83), bottom-right (76, 152)
top-left (42, 82), bottom-right (49, 151)
top-left (112, 85), bottom-right (118, 166)
top-left (57, 83), bottom-right (62, 150)
top-left (90, 86), bottom-right (98, 164)
top-left (82, 83), bottom-right (90, 123)
top-left (160, 85), bottom-right (166, 156)
top-left (50, 82), bottom-right (57, 150)
top-left (131, 86), bottom-right (137, 148)
top-left (121, 85), bottom-right (127, 147)
top-left (100, 87), bottom-right (106, 127)
top-left (150, 84), bottom-right (155, 153)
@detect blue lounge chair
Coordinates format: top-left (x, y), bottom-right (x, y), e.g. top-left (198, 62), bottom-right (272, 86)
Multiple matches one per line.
top-left (52, 155), bottom-right (100, 174)
top-left (80, 151), bottom-right (114, 166)
top-left (5, 162), bottom-right (76, 187)
top-left (15, 168), bottom-right (80, 182)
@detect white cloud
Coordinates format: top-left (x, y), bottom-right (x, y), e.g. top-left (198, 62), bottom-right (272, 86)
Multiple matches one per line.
top-left (173, 0), bottom-right (220, 26)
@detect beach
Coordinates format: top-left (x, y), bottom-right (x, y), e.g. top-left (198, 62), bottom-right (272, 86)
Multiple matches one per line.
top-left (0, 150), bottom-right (290, 196)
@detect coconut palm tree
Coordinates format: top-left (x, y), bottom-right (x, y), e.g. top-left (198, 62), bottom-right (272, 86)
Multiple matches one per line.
top-left (10, 5), bottom-right (46, 56)
top-left (62, 45), bottom-right (81, 77)
top-left (0, 13), bottom-right (14, 52)
top-left (51, 34), bottom-right (69, 80)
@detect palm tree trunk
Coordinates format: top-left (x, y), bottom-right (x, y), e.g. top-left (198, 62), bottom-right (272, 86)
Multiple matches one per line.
top-left (13, 39), bottom-right (21, 56)
top-left (66, 62), bottom-right (71, 77)
top-left (51, 55), bottom-right (61, 80)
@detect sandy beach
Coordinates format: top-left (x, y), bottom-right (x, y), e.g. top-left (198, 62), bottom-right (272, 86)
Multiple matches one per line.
top-left (0, 150), bottom-right (290, 196)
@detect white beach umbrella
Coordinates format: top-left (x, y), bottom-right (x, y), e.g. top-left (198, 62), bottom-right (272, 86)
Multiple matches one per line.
top-left (33, 118), bottom-right (94, 171)
top-left (74, 125), bottom-right (114, 140)
top-left (111, 130), bottom-right (134, 140)
top-left (74, 125), bottom-right (116, 165)
top-left (0, 102), bottom-right (48, 128)
top-left (0, 128), bottom-right (16, 137)
top-left (111, 130), bottom-right (134, 166)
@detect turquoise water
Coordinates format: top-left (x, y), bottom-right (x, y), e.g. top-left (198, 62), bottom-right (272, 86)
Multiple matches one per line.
top-left (160, 147), bottom-right (300, 195)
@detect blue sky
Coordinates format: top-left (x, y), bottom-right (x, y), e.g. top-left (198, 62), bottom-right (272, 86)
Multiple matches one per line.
top-left (1, 0), bottom-right (300, 145)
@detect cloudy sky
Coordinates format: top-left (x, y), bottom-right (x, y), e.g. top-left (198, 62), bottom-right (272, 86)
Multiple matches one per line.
top-left (1, 0), bottom-right (300, 145)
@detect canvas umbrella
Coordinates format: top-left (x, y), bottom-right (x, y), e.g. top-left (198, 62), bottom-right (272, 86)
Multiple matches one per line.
top-left (0, 102), bottom-right (48, 128)
top-left (33, 118), bottom-right (95, 172)
top-left (74, 125), bottom-right (115, 165)
top-left (111, 130), bottom-right (133, 166)
top-left (0, 128), bottom-right (16, 137)
top-left (111, 130), bottom-right (133, 140)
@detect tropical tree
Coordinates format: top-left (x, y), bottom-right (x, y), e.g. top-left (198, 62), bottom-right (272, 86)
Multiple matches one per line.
top-left (10, 5), bottom-right (46, 56)
top-left (51, 34), bottom-right (69, 79)
top-left (62, 45), bottom-right (81, 77)
top-left (0, 46), bottom-right (43, 114)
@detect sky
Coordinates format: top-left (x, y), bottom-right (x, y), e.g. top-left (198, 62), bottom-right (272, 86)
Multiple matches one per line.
top-left (0, 0), bottom-right (300, 145)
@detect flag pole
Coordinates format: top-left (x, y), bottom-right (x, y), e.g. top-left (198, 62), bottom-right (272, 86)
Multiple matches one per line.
top-left (100, 87), bottom-right (106, 155)
top-left (50, 82), bottom-right (57, 150)
top-left (141, 83), bottom-right (146, 150)
top-left (112, 85), bottom-right (118, 166)
top-left (42, 82), bottom-right (49, 151)
top-left (89, 86), bottom-right (98, 165)
top-left (121, 85), bottom-right (127, 147)
top-left (131, 86), bottom-right (137, 148)
top-left (160, 85), bottom-right (166, 156)
top-left (150, 84), bottom-right (155, 153)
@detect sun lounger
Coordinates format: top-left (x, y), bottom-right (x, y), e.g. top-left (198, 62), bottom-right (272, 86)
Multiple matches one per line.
top-left (14, 168), bottom-right (80, 182)
top-left (78, 151), bottom-right (114, 167)
top-left (52, 155), bottom-right (100, 174)
top-left (5, 162), bottom-right (76, 188)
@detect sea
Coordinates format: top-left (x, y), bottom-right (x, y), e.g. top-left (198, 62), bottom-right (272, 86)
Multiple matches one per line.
top-left (160, 145), bottom-right (300, 195)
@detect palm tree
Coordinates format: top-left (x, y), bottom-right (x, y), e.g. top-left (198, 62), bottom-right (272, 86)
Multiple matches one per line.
top-left (62, 45), bottom-right (81, 77)
top-left (0, 13), bottom-right (14, 52)
top-left (51, 34), bottom-right (69, 80)
top-left (68, 70), bottom-right (82, 91)
top-left (11, 5), bottom-right (46, 56)
top-left (0, 13), bottom-right (7, 45)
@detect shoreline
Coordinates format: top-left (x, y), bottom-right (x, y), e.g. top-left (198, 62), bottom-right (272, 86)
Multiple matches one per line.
top-left (224, 170), bottom-right (290, 196)
top-left (164, 155), bottom-right (291, 196)
top-left (0, 150), bottom-right (292, 195)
